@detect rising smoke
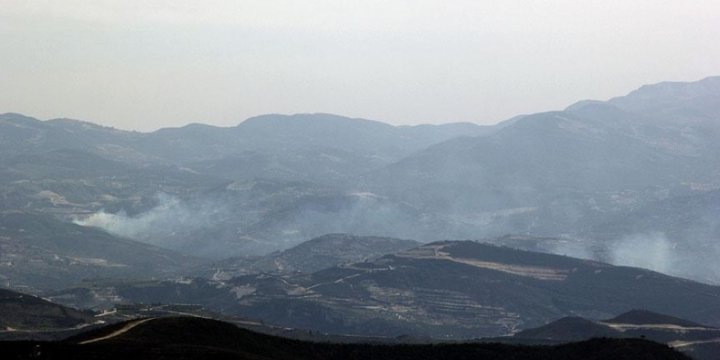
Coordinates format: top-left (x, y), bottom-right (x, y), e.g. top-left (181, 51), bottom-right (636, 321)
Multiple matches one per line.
top-left (74, 193), bottom-right (229, 255)
top-left (608, 232), bottom-right (674, 274)
top-left (72, 192), bottom-right (720, 284)
top-left (589, 232), bottom-right (719, 285)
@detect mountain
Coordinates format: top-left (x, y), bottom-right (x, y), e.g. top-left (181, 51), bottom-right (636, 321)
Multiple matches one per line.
top-left (0, 212), bottom-right (201, 292)
top-left (1, 112), bottom-right (493, 182)
top-left (366, 103), bottom-right (717, 215)
top-left (0, 111), bottom-right (494, 256)
top-left (607, 76), bottom-right (720, 123)
top-left (356, 77), bottom-right (720, 282)
top-left (0, 149), bottom-right (423, 258)
top-left (210, 234), bottom-right (420, 277)
top-left (97, 241), bottom-right (720, 339)
top-left (0, 146), bottom-right (223, 215)
top-left (0, 113), bottom-right (147, 163)
top-left (0, 288), bottom-right (94, 331)
top-left (233, 113), bottom-right (494, 164)
top-left (143, 113), bottom-right (494, 186)
top-left (0, 316), bottom-right (690, 360)
top-left (2, 76), bottom-right (719, 281)
top-left (1, 148), bottom-right (133, 181)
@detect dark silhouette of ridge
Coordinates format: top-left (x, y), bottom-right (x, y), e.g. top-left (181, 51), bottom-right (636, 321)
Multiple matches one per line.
top-left (0, 316), bottom-right (690, 360)
top-left (514, 316), bottom-right (622, 341)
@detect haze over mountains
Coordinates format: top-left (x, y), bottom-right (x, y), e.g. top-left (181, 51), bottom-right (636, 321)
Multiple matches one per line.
top-left (1, 76), bottom-right (720, 359)
top-left (2, 76), bottom-right (718, 285)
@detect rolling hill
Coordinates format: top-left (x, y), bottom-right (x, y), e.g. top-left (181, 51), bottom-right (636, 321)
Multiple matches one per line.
top-left (0, 316), bottom-right (690, 360)
top-left (92, 241), bottom-right (720, 339)
top-left (210, 234), bottom-right (420, 277)
top-left (513, 310), bottom-right (720, 360)
top-left (0, 212), bottom-right (201, 292)
top-left (0, 288), bottom-right (94, 331)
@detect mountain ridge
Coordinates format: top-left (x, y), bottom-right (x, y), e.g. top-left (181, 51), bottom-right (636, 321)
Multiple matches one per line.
top-left (0, 316), bottom-right (690, 360)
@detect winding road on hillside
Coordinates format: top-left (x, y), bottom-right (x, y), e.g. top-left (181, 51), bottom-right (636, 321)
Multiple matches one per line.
top-left (79, 318), bottom-right (156, 344)
top-left (670, 337), bottom-right (720, 349)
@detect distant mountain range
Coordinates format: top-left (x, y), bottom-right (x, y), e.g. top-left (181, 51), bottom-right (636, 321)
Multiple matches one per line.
top-left (365, 77), bottom-right (720, 227)
top-left (0, 112), bottom-right (492, 185)
top-left (1, 76), bottom-right (718, 290)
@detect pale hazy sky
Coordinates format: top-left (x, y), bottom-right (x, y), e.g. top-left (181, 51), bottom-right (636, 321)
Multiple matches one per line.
top-left (1, 1), bottom-right (719, 131)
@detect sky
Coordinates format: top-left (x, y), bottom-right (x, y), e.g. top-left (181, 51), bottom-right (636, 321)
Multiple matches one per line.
top-left (1, 1), bottom-right (719, 131)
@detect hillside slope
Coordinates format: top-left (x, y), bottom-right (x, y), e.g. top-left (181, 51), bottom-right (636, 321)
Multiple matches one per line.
top-left (107, 241), bottom-right (720, 339)
top-left (0, 316), bottom-right (689, 360)
top-left (210, 234), bottom-right (420, 276)
top-left (512, 310), bottom-right (720, 360)
top-left (0, 212), bottom-right (200, 292)
top-left (0, 288), bottom-right (93, 330)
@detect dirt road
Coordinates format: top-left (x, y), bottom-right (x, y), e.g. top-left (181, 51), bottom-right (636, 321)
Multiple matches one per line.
top-left (79, 318), bottom-right (156, 345)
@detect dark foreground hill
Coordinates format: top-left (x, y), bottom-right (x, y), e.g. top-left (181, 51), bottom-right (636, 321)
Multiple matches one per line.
top-left (513, 310), bottom-right (720, 360)
top-left (0, 316), bottom-right (690, 360)
top-left (513, 316), bottom-right (623, 341)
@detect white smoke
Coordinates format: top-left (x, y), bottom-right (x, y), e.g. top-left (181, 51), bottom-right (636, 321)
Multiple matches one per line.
top-left (73, 193), bottom-right (228, 252)
top-left (608, 232), bottom-right (674, 274)
top-left (75, 193), bottom-right (187, 240)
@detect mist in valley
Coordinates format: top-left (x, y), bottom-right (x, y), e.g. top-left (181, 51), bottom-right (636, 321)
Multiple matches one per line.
top-left (69, 181), bottom-right (720, 284)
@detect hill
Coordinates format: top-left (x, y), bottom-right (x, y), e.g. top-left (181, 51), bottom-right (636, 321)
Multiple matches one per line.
top-left (99, 241), bottom-right (720, 339)
top-left (511, 310), bottom-right (720, 360)
top-left (0, 316), bottom-right (690, 360)
top-left (605, 310), bottom-right (711, 328)
top-left (0, 212), bottom-right (200, 292)
top-left (513, 316), bottom-right (622, 341)
top-left (210, 234), bottom-right (420, 277)
top-left (0, 288), bottom-right (93, 331)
